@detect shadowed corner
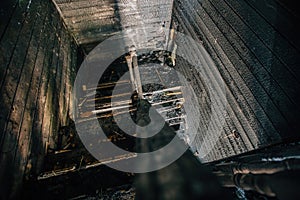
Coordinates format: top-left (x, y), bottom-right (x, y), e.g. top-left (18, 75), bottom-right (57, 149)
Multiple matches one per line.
top-left (132, 98), bottom-right (232, 200)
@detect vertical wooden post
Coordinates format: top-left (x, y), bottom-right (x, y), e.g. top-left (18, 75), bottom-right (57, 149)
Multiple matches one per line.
top-left (132, 54), bottom-right (143, 98)
top-left (125, 55), bottom-right (136, 91)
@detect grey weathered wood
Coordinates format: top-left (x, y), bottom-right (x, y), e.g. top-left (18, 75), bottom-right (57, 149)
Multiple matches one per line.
top-left (52, 0), bottom-right (120, 45)
top-left (173, 0), bottom-right (300, 162)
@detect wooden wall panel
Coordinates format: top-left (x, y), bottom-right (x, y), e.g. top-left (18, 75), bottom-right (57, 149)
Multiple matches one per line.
top-left (0, 0), bottom-right (78, 198)
top-left (173, 0), bottom-right (300, 162)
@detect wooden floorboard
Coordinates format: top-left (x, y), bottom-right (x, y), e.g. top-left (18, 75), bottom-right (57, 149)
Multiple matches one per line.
top-left (173, 0), bottom-right (300, 163)
top-left (173, 0), bottom-right (292, 161)
top-left (52, 0), bottom-right (174, 47)
top-left (175, 29), bottom-right (256, 161)
top-left (10, 8), bottom-right (48, 195)
top-left (52, 0), bottom-right (120, 45)
top-left (225, 0), bottom-right (300, 84)
top-left (214, 0), bottom-right (300, 105)
top-left (23, 6), bottom-right (53, 180)
top-left (0, 0), bottom-right (78, 198)
top-left (0, 1), bottom-right (40, 156)
top-left (181, 0), bottom-right (288, 136)
top-left (0, 0), bottom-right (20, 39)
top-left (246, 0), bottom-right (300, 52)
top-left (202, 0), bottom-right (300, 132)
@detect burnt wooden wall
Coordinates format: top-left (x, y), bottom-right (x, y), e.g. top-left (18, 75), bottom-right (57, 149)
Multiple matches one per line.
top-left (52, 0), bottom-right (121, 52)
top-left (0, 0), bottom-right (78, 199)
top-left (173, 0), bottom-right (300, 161)
top-left (1, 0), bottom-right (300, 198)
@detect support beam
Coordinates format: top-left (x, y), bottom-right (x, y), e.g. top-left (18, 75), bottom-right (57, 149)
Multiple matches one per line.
top-left (125, 55), bottom-right (136, 91)
top-left (132, 54), bottom-right (143, 98)
top-left (143, 86), bottom-right (182, 95)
